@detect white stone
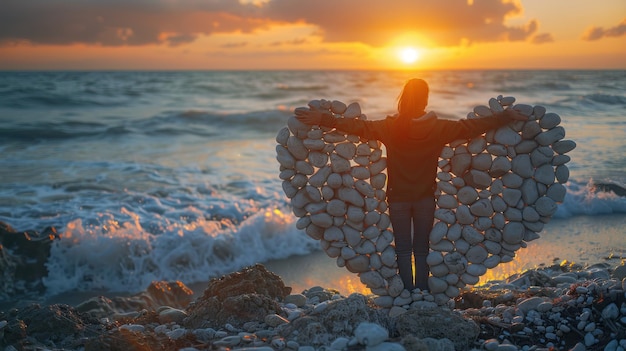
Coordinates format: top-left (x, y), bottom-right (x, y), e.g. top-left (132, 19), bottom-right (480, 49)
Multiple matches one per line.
top-left (531, 147), bottom-right (553, 167)
top-left (534, 196), bottom-right (557, 216)
top-left (489, 97), bottom-right (505, 113)
top-left (522, 206), bottom-right (540, 222)
top-left (462, 225), bottom-right (484, 244)
top-left (434, 209), bottom-right (456, 224)
top-left (511, 154), bottom-right (533, 178)
top-left (535, 164), bottom-right (555, 185)
top-left (552, 154), bottom-right (570, 166)
top-left (487, 144), bottom-right (508, 156)
top-left (359, 271), bottom-right (385, 289)
top-left (330, 153), bottom-right (351, 173)
top-left (461, 272), bottom-right (480, 285)
top-left (446, 223), bottom-right (462, 241)
top-left (427, 251), bottom-right (445, 266)
top-left (536, 126), bottom-right (565, 146)
top-left (346, 206), bottom-right (365, 223)
top-left (553, 140), bottom-right (576, 154)
top-left (539, 112), bottom-right (561, 129)
top-left (330, 100), bottom-right (347, 114)
top-left (489, 156), bottom-right (511, 177)
top-left (494, 126), bottom-right (521, 145)
top-left (437, 181), bottom-right (457, 195)
top-left (483, 240), bottom-right (502, 254)
top-left (287, 135), bottom-right (309, 160)
top-left (295, 160), bottom-right (314, 176)
top-left (444, 252), bottom-right (467, 273)
top-left (555, 165), bottom-right (570, 183)
top-left (345, 255), bottom-right (370, 273)
top-left (335, 142), bottom-right (356, 160)
top-left (502, 188), bottom-right (522, 206)
top-left (370, 173), bottom-right (386, 190)
top-left (441, 146), bottom-right (454, 159)
top-left (493, 214), bottom-right (506, 231)
top-left (430, 239), bottom-right (454, 252)
top-left (430, 263), bottom-right (449, 277)
top-left (472, 153), bottom-right (493, 171)
top-left (437, 194), bottom-right (458, 209)
top-left (470, 199), bottom-right (494, 217)
top-left (522, 120), bottom-right (542, 139)
top-left (451, 153), bottom-right (472, 176)
top-left (429, 222), bottom-right (448, 244)
top-left (276, 145), bottom-right (296, 169)
top-left (533, 105), bottom-right (546, 119)
top-left (429, 277), bottom-right (449, 293)
top-left (474, 216), bottom-right (492, 231)
top-left (474, 105), bottom-right (493, 117)
top-left (343, 102), bottom-right (361, 118)
top-left (500, 96), bottom-right (516, 106)
top-left (369, 158), bottom-right (387, 176)
top-left (287, 115), bottom-right (311, 138)
top-left (455, 205), bottom-right (475, 225)
top-left (501, 173), bottom-right (523, 188)
top-left (467, 263), bottom-right (487, 276)
top-left (521, 178), bottom-right (539, 204)
top-left (513, 103), bottom-right (534, 116)
top-left (457, 186), bottom-right (479, 205)
top-left (468, 138), bottom-right (487, 154)
top-left (276, 126), bottom-right (291, 146)
top-left (546, 183), bottom-right (566, 202)
top-left (305, 223), bottom-right (324, 240)
top-left (303, 138), bottom-right (326, 151)
top-left (310, 213), bottom-right (333, 228)
top-left (338, 187), bottom-right (364, 207)
top-left (484, 254), bottom-right (501, 268)
top-left (502, 222), bottom-right (525, 244)
top-left (504, 207), bottom-right (522, 221)
top-left (324, 131), bottom-right (346, 143)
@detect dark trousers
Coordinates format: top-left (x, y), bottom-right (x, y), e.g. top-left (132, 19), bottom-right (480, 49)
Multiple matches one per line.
top-left (388, 197), bottom-right (435, 291)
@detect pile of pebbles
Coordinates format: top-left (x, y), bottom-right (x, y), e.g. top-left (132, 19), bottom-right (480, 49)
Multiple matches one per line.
top-left (1, 262), bottom-right (624, 351)
top-left (276, 96), bottom-right (576, 307)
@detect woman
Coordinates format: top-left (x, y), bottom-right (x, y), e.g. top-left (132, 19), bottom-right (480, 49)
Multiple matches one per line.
top-left (295, 78), bottom-right (526, 291)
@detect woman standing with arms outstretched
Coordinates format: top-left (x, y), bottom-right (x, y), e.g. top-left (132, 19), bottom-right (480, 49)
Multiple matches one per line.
top-left (296, 78), bottom-right (527, 291)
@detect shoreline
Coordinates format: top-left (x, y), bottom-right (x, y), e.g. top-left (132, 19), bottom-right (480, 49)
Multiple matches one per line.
top-left (17, 214), bottom-right (626, 310)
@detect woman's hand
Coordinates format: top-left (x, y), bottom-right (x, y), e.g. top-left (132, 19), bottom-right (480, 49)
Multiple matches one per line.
top-left (502, 109), bottom-right (529, 121)
top-left (295, 108), bottom-right (336, 127)
top-left (294, 108), bottom-right (323, 125)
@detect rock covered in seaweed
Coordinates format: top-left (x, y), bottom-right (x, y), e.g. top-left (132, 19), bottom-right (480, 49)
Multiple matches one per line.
top-left (0, 221), bottom-right (60, 301)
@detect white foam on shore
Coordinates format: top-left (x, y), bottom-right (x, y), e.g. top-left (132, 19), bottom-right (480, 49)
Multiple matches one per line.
top-left (43, 205), bottom-right (317, 296)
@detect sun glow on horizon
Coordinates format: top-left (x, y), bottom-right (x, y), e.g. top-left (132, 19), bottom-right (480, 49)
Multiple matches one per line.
top-left (398, 47), bottom-right (421, 64)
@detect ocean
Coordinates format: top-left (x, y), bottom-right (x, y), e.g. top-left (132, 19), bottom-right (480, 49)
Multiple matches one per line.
top-left (0, 70), bottom-right (625, 302)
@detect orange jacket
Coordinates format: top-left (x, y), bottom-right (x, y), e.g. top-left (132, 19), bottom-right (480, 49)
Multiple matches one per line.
top-left (334, 112), bottom-right (510, 202)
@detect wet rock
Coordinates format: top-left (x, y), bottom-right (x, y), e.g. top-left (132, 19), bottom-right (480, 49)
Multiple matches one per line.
top-left (184, 264), bottom-right (291, 329)
top-left (0, 221), bottom-right (60, 300)
top-left (394, 308), bottom-right (479, 350)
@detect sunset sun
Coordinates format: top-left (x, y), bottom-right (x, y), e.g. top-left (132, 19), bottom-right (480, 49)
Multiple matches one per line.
top-left (398, 47), bottom-right (420, 64)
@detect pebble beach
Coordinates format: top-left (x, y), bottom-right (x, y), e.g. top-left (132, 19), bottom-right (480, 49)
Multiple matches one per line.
top-left (1, 259), bottom-right (625, 351)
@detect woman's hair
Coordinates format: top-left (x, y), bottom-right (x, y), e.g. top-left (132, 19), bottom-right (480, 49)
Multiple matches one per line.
top-left (395, 78), bottom-right (429, 139)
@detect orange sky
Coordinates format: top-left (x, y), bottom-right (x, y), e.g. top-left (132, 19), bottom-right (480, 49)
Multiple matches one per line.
top-left (0, 0), bottom-right (624, 70)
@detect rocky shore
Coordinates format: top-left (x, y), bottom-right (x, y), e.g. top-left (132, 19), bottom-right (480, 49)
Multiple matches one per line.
top-left (1, 261), bottom-right (625, 351)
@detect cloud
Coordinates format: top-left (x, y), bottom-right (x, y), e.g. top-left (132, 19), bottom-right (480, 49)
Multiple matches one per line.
top-left (582, 18), bottom-right (626, 41)
top-left (0, 0), bottom-right (539, 47)
top-left (531, 33), bottom-right (554, 44)
top-left (0, 0), bottom-right (264, 46)
top-left (261, 0), bottom-right (536, 46)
